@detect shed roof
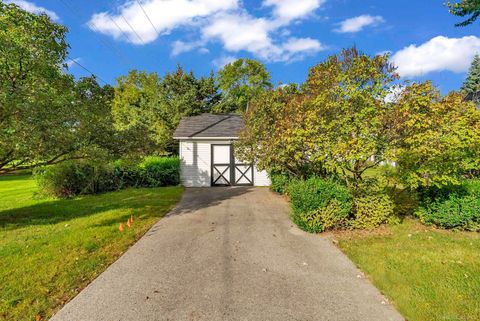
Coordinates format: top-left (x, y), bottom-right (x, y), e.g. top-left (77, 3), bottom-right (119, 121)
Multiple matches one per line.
top-left (173, 113), bottom-right (244, 139)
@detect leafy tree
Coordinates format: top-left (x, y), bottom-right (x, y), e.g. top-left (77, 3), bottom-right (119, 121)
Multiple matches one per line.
top-left (447, 0), bottom-right (480, 26)
top-left (235, 84), bottom-right (323, 178)
top-left (238, 48), bottom-right (399, 186)
top-left (0, 2), bottom-right (74, 173)
top-left (215, 58), bottom-right (272, 113)
top-left (389, 82), bottom-right (480, 188)
top-left (462, 54), bottom-right (480, 97)
top-left (72, 77), bottom-right (153, 159)
top-left (112, 66), bottom-right (220, 153)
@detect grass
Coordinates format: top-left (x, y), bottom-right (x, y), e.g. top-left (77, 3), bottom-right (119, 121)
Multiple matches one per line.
top-left (335, 219), bottom-right (480, 321)
top-left (0, 173), bottom-right (183, 321)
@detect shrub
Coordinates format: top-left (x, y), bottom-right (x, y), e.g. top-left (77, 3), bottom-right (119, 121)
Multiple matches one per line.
top-left (288, 177), bottom-right (353, 232)
top-left (36, 157), bottom-right (180, 198)
top-left (299, 199), bottom-right (350, 233)
top-left (414, 179), bottom-right (480, 231)
top-left (416, 194), bottom-right (480, 231)
top-left (270, 172), bottom-right (290, 194)
top-left (36, 161), bottom-right (115, 197)
top-left (351, 194), bottom-right (395, 229)
top-left (137, 156), bottom-right (180, 187)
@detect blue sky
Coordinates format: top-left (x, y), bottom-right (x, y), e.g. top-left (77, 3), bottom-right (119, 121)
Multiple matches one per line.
top-left (9, 0), bottom-right (480, 93)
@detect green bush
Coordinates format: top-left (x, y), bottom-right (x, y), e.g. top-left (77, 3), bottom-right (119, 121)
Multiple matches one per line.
top-left (137, 156), bottom-right (180, 187)
top-left (416, 194), bottom-right (480, 231)
top-left (288, 177), bottom-right (353, 232)
top-left (351, 194), bottom-right (395, 229)
top-left (36, 161), bottom-right (116, 197)
top-left (36, 157), bottom-right (180, 198)
top-left (270, 172), bottom-right (290, 194)
top-left (415, 179), bottom-right (480, 231)
top-left (299, 199), bottom-right (350, 233)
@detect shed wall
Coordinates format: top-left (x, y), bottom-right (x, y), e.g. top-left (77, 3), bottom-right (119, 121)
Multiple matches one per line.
top-left (179, 140), bottom-right (270, 187)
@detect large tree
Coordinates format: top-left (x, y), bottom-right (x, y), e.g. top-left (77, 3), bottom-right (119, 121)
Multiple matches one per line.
top-left (112, 66), bottom-right (220, 153)
top-left (237, 48), bottom-right (399, 185)
top-left (447, 0), bottom-right (480, 26)
top-left (0, 3), bottom-right (74, 173)
top-left (215, 59), bottom-right (272, 113)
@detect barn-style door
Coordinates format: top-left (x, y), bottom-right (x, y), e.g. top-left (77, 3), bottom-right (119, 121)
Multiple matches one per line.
top-left (211, 144), bottom-right (253, 186)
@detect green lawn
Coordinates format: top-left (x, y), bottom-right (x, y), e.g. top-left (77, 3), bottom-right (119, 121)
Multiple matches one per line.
top-left (336, 219), bottom-right (480, 321)
top-left (0, 174), bottom-right (183, 321)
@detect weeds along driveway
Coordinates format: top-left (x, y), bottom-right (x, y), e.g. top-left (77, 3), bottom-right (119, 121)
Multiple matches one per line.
top-left (51, 187), bottom-right (403, 321)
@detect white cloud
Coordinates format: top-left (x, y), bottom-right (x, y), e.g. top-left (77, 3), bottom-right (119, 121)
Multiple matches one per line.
top-left (212, 55), bottom-right (238, 68)
top-left (202, 12), bottom-right (324, 62)
top-left (88, 0), bottom-right (238, 45)
top-left (263, 0), bottom-right (325, 23)
top-left (5, 0), bottom-right (59, 21)
top-left (391, 36), bottom-right (480, 77)
top-left (335, 15), bottom-right (384, 33)
top-left (89, 0), bottom-right (325, 62)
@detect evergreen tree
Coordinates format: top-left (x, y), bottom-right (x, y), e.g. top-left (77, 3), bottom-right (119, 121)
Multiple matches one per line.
top-left (462, 54), bottom-right (480, 95)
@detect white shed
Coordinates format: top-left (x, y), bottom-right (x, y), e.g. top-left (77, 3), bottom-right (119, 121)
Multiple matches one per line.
top-left (173, 113), bottom-right (271, 187)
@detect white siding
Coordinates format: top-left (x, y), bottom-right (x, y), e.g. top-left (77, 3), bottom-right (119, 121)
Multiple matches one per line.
top-left (253, 166), bottom-right (271, 186)
top-left (180, 140), bottom-right (212, 187)
top-left (179, 139), bottom-right (271, 187)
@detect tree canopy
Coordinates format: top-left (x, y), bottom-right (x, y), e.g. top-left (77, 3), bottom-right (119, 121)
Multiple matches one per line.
top-left (0, 2), bottom-right (73, 173)
top-left (112, 66), bottom-right (220, 153)
top-left (215, 58), bottom-right (272, 113)
top-left (447, 0), bottom-right (480, 26)
top-left (237, 48), bottom-right (399, 185)
top-left (237, 48), bottom-right (480, 189)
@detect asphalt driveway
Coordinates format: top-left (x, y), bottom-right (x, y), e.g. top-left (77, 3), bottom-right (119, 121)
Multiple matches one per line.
top-left (51, 187), bottom-right (403, 321)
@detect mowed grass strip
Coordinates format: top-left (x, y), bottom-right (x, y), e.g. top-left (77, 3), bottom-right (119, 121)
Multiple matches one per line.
top-left (0, 174), bottom-right (183, 321)
top-left (336, 219), bottom-right (480, 321)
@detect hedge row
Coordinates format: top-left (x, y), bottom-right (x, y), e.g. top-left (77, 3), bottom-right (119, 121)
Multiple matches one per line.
top-left (271, 172), bottom-right (480, 233)
top-left (416, 179), bottom-right (480, 231)
top-left (35, 157), bottom-right (180, 198)
top-left (271, 174), bottom-right (396, 233)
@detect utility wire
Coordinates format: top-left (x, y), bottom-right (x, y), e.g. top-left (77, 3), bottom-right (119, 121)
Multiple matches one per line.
top-left (58, 0), bottom-right (134, 67)
top-left (67, 57), bottom-right (108, 84)
top-left (135, 0), bottom-right (159, 35)
top-left (119, 13), bottom-right (146, 45)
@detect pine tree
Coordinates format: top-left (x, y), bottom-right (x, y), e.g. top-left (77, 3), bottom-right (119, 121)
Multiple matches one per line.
top-left (462, 54), bottom-right (480, 94)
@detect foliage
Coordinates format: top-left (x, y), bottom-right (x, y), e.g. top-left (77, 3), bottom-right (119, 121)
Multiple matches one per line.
top-left (350, 194), bottom-right (395, 229)
top-left (416, 179), bottom-right (480, 231)
top-left (215, 58), bottom-right (272, 113)
top-left (300, 200), bottom-right (350, 233)
top-left (269, 172), bottom-right (291, 194)
top-left (337, 219), bottom-right (480, 321)
top-left (390, 82), bottom-right (480, 189)
top-left (134, 156), bottom-right (180, 187)
top-left (287, 177), bottom-right (353, 232)
top-left (112, 67), bottom-right (220, 153)
top-left (447, 0), bottom-right (480, 26)
top-left (36, 161), bottom-right (116, 197)
top-left (0, 174), bottom-right (182, 321)
top-left (0, 3), bottom-right (73, 173)
top-left (35, 157), bottom-right (180, 197)
top-left (462, 54), bottom-right (480, 95)
top-left (237, 48), bottom-right (399, 185)
top-left (236, 84), bottom-right (326, 178)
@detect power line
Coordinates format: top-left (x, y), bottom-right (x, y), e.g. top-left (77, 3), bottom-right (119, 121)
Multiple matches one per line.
top-left (67, 57), bottom-right (108, 84)
top-left (58, 0), bottom-right (134, 67)
top-left (135, 0), bottom-right (159, 35)
top-left (119, 13), bottom-right (146, 45)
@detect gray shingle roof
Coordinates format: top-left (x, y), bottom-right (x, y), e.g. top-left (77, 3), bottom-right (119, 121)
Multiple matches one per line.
top-left (173, 113), bottom-right (244, 139)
